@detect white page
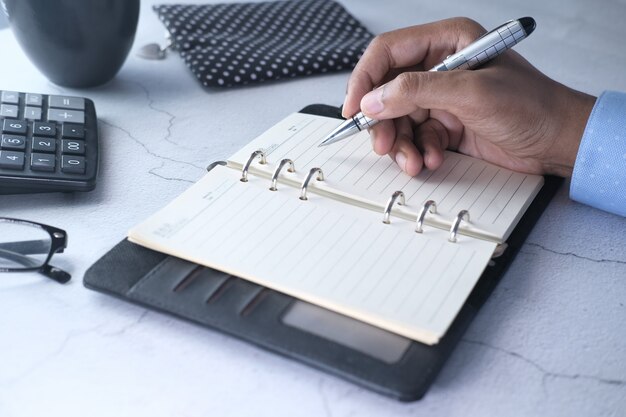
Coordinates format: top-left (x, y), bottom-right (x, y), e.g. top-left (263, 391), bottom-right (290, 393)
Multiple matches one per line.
top-left (228, 113), bottom-right (544, 242)
top-left (129, 165), bottom-right (496, 344)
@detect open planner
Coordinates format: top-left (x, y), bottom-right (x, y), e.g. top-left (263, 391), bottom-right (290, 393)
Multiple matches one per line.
top-left (128, 112), bottom-right (543, 345)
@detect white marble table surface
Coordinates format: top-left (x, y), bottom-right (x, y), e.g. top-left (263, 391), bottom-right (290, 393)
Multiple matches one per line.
top-left (1, 1), bottom-right (625, 416)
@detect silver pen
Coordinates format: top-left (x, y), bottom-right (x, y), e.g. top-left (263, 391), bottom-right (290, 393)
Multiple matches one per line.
top-left (319, 17), bottom-right (536, 147)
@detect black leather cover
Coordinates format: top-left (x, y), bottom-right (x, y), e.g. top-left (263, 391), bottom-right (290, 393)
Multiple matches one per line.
top-left (84, 104), bottom-right (562, 401)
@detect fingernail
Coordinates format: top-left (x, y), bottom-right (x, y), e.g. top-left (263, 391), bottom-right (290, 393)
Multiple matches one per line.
top-left (395, 152), bottom-right (407, 171)
top-left (361, 90), bottom-right (384, 115)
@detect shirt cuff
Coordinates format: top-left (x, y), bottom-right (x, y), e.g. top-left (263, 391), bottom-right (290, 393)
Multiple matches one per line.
top-left (570, 91), bottom-right (626, 216)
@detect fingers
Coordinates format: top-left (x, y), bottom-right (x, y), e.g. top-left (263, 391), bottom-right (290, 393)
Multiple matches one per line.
top-left (360, 70), bottom-right (475, 121)
top-left (371, 117), bottom-right (450, 176)
top-left (368, 117), bottom-right (425, 176)
top-left (414, 118), bottom-right (449, 171)
top-left (369, 119), bottom-right (396, 155)
top-left (343, 17), bottom-right (486, 117)
top-left (388, 117), bottom-right (425, 176)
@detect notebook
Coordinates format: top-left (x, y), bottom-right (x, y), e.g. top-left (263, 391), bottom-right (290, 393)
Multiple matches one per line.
top-left (128, 112), bottom-right (543, 345)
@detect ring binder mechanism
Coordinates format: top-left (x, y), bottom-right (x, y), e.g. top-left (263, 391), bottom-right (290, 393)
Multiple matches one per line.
top-left (299, 168), bottom-right (324, 200)
top-left (269, 159), bottom-right (295, 191)
top-left (240, 150), bottom-right (267, 182)
top-left (229, 153), bottom-right (476, 243)
top-left (382, 191), bottom-right (405, 224)
top-left (415, 200), bottom-right (437, 233)
top-left (449, 210), bottom-right (470, 243)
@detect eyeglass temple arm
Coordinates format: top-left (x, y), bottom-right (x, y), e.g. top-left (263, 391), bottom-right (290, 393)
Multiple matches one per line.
top-left (0, 248), bottom-right (71, 284)
top-left (0, 248), bottom-right (41, 267)
top-left (40, 264), bottom-right (71, 284)
top-left (0, 239), bottom-right (61, 254)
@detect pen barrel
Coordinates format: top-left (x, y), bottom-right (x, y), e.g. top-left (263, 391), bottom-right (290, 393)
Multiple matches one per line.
top-left (435, 19), bottom-right (527, 71)
top-left (353, 112), bottom-right (377, 131)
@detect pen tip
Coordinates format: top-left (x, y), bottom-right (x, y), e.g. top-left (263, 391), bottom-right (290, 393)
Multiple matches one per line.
top-left (519, 17), bottom-right (536, 36)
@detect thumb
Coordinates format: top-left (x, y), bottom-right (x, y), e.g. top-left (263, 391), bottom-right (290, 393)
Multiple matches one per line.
top-left (360, 71), bottom-right (473, 120)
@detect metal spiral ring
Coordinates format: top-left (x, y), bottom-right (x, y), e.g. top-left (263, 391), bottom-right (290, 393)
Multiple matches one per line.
top-left (449, 210), bottom-right (470, 243)
top-left (382, 191), bottom-right (405, 224)
top-left (269, 159), bottom-right (295, 191)
top-left (299, 168), bottom-right (324, 200)
top-left (415, 200), bottom-right (437, 233)
top-left (240, 150), bottom-right (267, 182)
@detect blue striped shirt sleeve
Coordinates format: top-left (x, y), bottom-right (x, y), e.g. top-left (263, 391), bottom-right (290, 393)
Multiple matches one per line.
top-left (570, 91), bottom-right (626, 217)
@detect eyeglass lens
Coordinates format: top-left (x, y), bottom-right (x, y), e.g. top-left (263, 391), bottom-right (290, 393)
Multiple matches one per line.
top-left (0, 221), bottom-right (52, 270)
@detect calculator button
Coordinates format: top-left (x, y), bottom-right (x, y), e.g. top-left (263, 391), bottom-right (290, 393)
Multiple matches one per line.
top-left (32, 137), bottom-right (56, 153)
top-left (2, 119), bottom-right (27, 135)
top-left (24, 106), bottom-right (43, 121)
top-left (62, 123), bottom-right (85, 139)
top-left (48, 95), bottom-right (85, 111)
top-left (1, 135), bottom-right (26, 150)
top-left (62, 139), bottom-right (85, 155)
top-left (33, 121), bottom-right (57, 137)
top-left (25, 93), bottom-right (43, 107)
top-left (1, 91), bottom-right (19, 104)
top-left (47, 108), bottom-right (85, 125)
top-left (0, 104), bottom-right (19, 118)
top-left (31, 153), bottom-right (56, 172)
top-left (0, 150), bottom-right (25, 169)
top-left (61, 155), bottom-right (85, 174)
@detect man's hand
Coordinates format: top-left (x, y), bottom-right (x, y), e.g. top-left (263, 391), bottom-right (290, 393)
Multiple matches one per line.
top-left (343, 17), bottom-right (596, 177)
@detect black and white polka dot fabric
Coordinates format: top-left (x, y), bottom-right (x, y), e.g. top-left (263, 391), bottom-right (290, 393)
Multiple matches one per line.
top-left (153, 0), bottom-right (373, 87)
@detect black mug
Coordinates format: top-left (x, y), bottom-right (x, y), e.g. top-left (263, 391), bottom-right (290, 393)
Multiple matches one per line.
top-left (2, 0), bottom-right (140, 88)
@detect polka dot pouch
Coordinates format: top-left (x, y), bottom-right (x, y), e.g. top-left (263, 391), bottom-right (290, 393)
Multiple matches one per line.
top-left (153, 0), bottom-right (373, 87)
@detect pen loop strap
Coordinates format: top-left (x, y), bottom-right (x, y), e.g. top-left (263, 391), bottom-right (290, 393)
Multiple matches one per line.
top-left (415, 200), bottom-right (437, 233)
top-left (240, 150), bottom-right (267, 182)
top-left (269, 159), bottom-right (295, 191)
top-left (299, 168), bottom-right (324, 200)
top-left (382, 191), bottom-right (405, 224)
top-left (449, 210), bottom-right (470, 243)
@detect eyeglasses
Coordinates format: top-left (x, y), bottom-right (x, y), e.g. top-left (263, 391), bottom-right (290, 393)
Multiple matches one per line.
top-left (0, 217), bottom-right (71, 283)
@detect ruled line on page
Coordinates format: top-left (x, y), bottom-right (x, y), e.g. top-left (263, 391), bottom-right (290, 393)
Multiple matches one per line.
top-left (492, 175), bottom-right (528, 224)
top-left (374, 236), bottom-right (429, 310)
top-left (362, 232), bottom-right (415, 302)
top-left (427, 251), bottom-right (475, 323)
top-left (476, 171), bottom-right (513, 220)
top-left (409, 244), bottom-right (461, 318)
top-left (265, 119), bottom-right (317, 158)
top-left (449, 165), bottom-right (487, 212)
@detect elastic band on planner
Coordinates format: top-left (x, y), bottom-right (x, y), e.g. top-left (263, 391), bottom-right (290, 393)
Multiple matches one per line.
top-left (382, 191), bottom-right (405, 224)
top-left (415, 200), bottom-right (437, 233)
top-left (240, 150), bottom-right (267, 182)
top-left (449, 210), bottom-right (470, 243)
top-left (269, 159), bottom-right (295, 191)
top-left (299, 168), bottom-right (324, 200)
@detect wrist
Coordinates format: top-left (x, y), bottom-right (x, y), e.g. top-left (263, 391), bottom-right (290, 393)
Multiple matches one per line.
top-left (542, 88), bottom-right (596, 177)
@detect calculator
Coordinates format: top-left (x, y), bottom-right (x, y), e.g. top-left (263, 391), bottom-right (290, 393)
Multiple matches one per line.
top-left (0, 90), bottom-right (98, 194)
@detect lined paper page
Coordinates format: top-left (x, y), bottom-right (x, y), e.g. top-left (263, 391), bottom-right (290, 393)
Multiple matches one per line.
top-left (228, 113), bottom-right (543, 242)
top-left (129, 165), bottom-right (496, 344)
